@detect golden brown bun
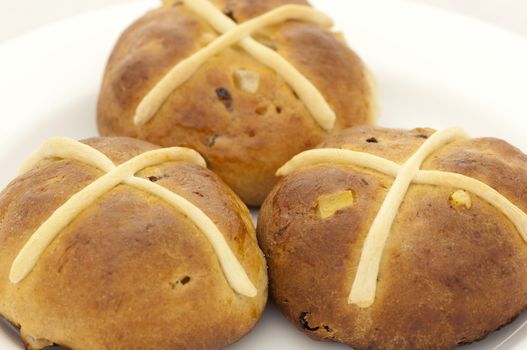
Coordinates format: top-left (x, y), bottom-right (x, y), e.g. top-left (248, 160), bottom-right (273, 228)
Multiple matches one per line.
top-left (97, 0), bottom-right (376, 206)
top-left (0, 137), bottom-right (267, 350)
top-left (257, 126), bottom-right (527, 349)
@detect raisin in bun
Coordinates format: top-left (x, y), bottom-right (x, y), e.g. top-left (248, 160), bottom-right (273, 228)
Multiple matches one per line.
top-left (0, 136), bottom-right (267, 350)
top-left (258, 125), bottom-right (527, 349)
top-left (97, 0), bottom-right (376, 206)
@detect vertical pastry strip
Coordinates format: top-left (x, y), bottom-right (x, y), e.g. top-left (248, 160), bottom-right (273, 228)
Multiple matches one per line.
top-left (349, 128), bottom-right (468, 307)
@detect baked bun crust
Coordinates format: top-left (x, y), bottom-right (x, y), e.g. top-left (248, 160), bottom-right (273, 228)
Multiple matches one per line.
top-left (0, 137), bottom-right (267, 350)
top-left (97, 0), bottom-right (376, 206)
top-left (257, 126), bottom-right (527, 349)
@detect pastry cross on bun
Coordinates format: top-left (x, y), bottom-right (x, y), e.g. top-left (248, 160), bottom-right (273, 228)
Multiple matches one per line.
top-left (136, 0), bottom-right (336, 131)
top-left (97, 0), bottom-right (376, 206)
top-left (258, 126), bottom-right (527, 349)
top-left (0, 137), bottom-right (267, 349)
top-left (11, 137), bottom-right (256, 297)
top-left (278, 127), bottom-right (527, 308)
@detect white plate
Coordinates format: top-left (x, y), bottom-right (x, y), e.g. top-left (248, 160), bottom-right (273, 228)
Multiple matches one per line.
top-left (1, 0), bottom-right (527, 349)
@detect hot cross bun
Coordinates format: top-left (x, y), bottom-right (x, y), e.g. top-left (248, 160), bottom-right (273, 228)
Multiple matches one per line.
top-left (258, 125), bottom-right (527, 349)
top-left (97, 0), bottom-right (376, 206)
top-left (0, 136), bottom-right (267, 349)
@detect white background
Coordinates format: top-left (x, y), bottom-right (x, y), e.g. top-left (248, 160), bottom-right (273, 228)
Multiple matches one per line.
top-left (0, 0), bottom-right (527, 43)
